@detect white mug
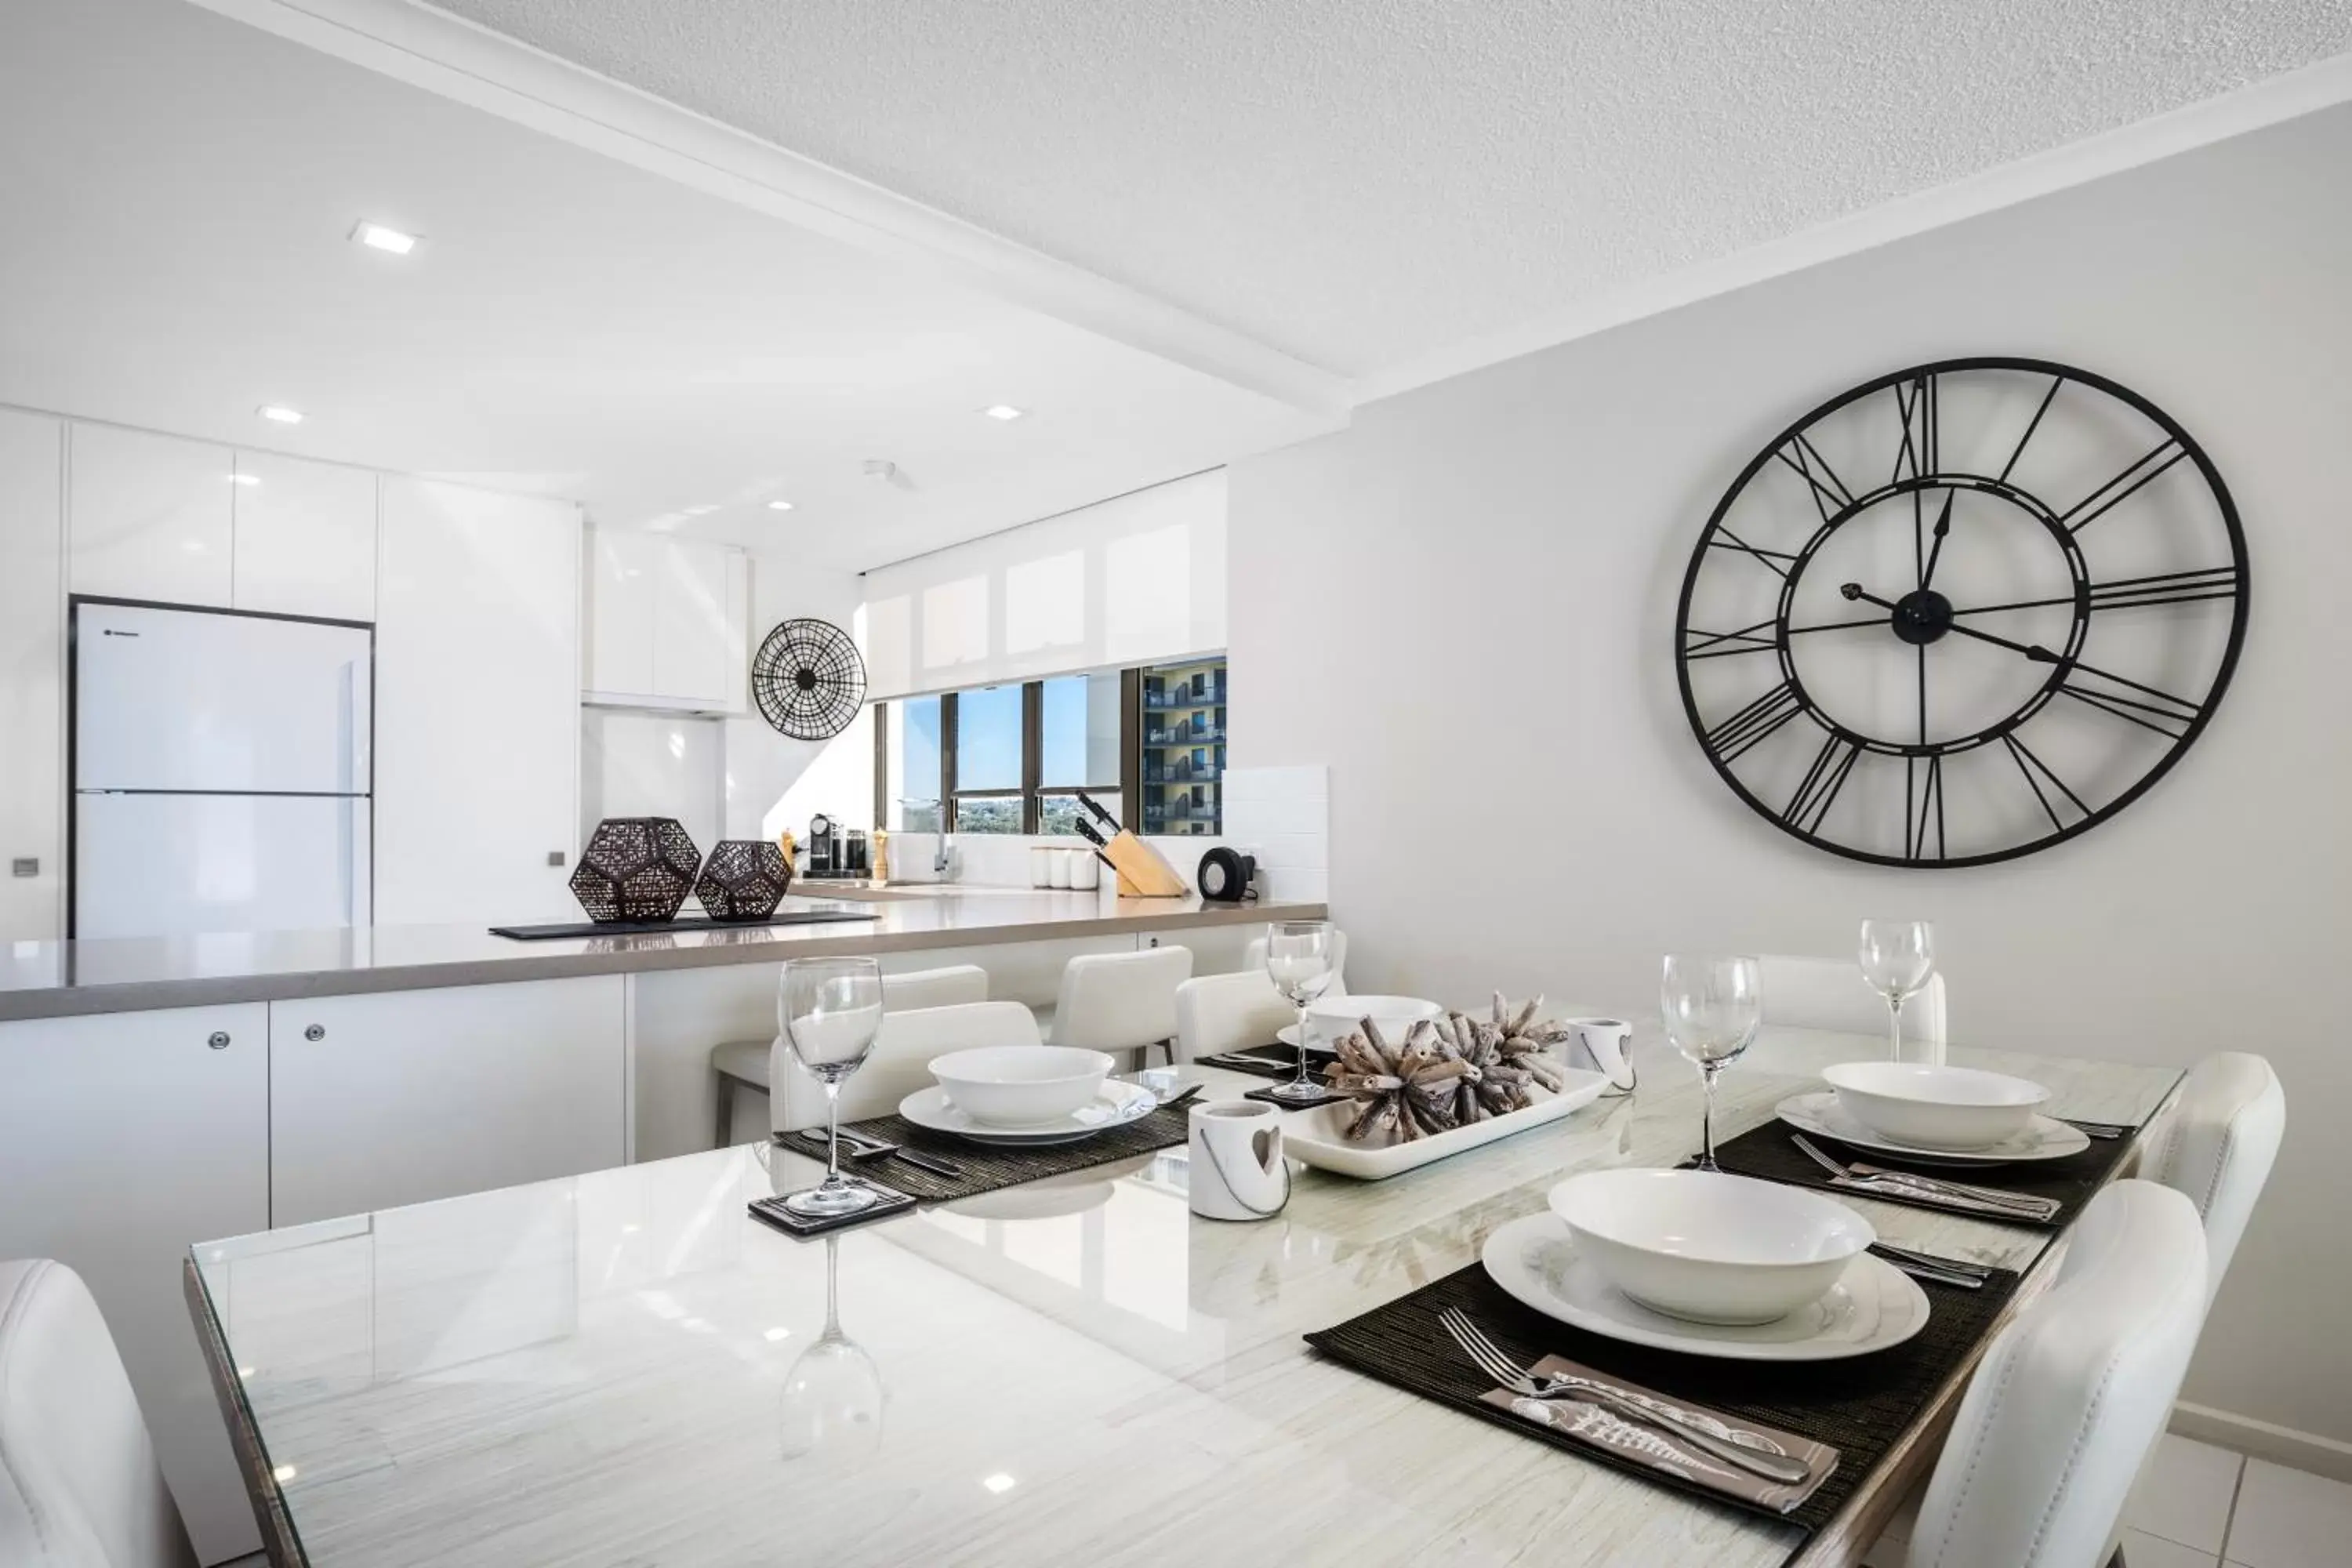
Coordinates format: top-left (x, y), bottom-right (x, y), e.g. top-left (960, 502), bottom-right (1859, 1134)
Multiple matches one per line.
top-left (1029, 846), bottom-right (1054, 888)
top-left (1562, 1017), bottom-right (1638, 1095)
top-left (1188, 1100), bottom-right (1290, 1221)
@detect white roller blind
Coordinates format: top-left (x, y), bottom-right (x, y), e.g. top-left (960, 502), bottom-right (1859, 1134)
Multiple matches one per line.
top-left (862, 470), bottom-right (1226, 699)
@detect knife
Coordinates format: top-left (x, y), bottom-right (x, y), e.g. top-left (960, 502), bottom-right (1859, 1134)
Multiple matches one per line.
top-left (1074, 789), bottom-right (1122, 833)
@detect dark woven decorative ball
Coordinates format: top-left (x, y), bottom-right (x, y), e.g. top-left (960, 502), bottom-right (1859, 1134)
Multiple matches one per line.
top-left (569, 817), bottom-right (703, 924)
top-left (693, 839), bottom-right (793, 921)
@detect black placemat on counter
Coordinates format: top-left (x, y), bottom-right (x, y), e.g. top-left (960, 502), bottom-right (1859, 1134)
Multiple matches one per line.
top-left (1704, 1116), bottom-right (2139, 1231)
top-left (773, 1102), bottom-right (1192, 1202)
top-left (491, 910), bottom-right (878, 940)
top-left (1305, 1254), bottom-right (2020, 1541)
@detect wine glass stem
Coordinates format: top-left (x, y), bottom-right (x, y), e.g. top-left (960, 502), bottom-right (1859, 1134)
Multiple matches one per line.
top-left (1887, 996), bottom-right (1904, 1064)
top-left (1700, 1062), bottom-right (1723, 1170)
top-left (1294, 1003), bottom-right (1312, 1090)
top-left (823, 1080), bottom-right (844, 1187)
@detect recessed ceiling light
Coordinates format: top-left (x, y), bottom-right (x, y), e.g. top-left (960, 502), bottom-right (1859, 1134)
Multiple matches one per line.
top-left (981, 1473), bottom-right (1017, 1494)
top-left (351, 221), bottom-right (417, 256)
top-left (767, 500), bottom-right (795, 512)
top-left (257, 405), bottom-right (303, 425)
top-left (762, 1327), bottom-right (792, 1342)
top-left (982, 405), bottom-right (1026, 422)
top-left (227, 474), bottom-right (260, 487)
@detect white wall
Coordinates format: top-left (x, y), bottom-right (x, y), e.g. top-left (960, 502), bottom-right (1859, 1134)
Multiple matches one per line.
top-left (1229, 104), bottom-right (2352, 1446)
top-left (724, 550), bottom-right (873, 841)
top-left (862, 469), bottom-right (1228, 699)
top-left (581, 710), bottom-right (726, 854)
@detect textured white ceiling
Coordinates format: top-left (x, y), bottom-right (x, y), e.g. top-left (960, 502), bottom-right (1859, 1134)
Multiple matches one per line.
top-left (422, 0), bottom-right (2352, 379)
top-left (0, 0), bottom-right (1327, 570)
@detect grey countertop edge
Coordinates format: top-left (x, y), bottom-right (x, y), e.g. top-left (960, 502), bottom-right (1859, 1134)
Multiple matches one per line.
top-left (0, 899), bottom-right (1325, 1022)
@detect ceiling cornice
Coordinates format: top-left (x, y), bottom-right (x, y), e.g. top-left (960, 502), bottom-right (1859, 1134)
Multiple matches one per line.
top-left (1352, 50), bottom-right (2352, 405)
top-left (183, 0), bottom-right (1353, 420)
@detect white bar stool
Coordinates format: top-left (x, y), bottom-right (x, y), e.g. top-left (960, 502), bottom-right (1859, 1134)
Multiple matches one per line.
top-left (1046, 946), bottom-right (1193, 1070)
top-left (710, 963), bottom-right (989, 1145)
top-left (1174, 970), bottom-right (1294, 1063)
top-left (771, 1000), bottom-right (1042, 1134)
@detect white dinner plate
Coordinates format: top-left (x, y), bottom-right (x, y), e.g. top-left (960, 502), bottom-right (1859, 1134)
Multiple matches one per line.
top-left (899, 1079), bottom-right (1158, 1146)
top-left (1776, 1091), bottom-right (2090, 1167)
top-left (1480, 1211), bottom-right (1929, 1362)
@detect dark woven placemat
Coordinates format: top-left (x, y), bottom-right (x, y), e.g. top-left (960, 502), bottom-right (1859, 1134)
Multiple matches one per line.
top-left (1706, 1114), bottom-right (2138, 1230)
top-left (774, 1102), bottom-right (1192, 1202)
top-left (1198, 1042), bottom-right (1334, 1080)
top-left (1305, 1254), bottom-right (2020, 1540)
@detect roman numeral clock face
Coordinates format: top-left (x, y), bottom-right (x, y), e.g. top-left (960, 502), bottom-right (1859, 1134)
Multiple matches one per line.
top-left (1675, 358), bottom-right (2249, 867)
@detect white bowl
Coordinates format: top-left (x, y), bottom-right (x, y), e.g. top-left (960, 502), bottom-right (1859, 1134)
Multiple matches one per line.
top-left (1305, 993), bottom-right (1443, 1047)
top-left (1547, 1168), bottom-right (1875, 1325)
top-left (1820, 1061), bottom-right (2051, 1151)
top-left (928, 1046), bottom-right (1112, 1127)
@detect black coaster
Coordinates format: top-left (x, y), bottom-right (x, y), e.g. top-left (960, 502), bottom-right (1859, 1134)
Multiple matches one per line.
top-left (1305, 1254), bottom-right (2021, 1538)
top-left (1245, 1083), bottom-right (1353, 1111)
top-left (1702, 1112), bottom-right (2145, 1231)
top-left (746, 1183), bottom-right (916, 1239)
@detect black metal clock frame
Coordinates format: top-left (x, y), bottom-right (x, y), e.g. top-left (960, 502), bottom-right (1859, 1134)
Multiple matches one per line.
top-left (1673, 356), bottom-right (2249, 869)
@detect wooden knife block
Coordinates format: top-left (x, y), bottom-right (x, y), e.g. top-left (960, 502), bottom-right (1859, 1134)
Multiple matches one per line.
top-left (1100, 830), bottom-right (1189, 898)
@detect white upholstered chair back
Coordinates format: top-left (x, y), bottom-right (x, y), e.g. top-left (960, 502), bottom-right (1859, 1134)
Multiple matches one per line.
top-left (771, 1000), bottom-right (1042, 1132)
top-left (881, 964), bottom-right (989, 1011)
top-left (1905, 1180), bottom-right (2206, 1568)
top-left (1174, 971), bottom-right (1295, 1062)
top-left (0, 1259), bottom-right (197, 1568)
top-left (2142, 1051), bottom-right (2284, 1305)
top-left (1047, 946), bottom-right (1193, 1058)
top-left (1759, 953), bottom-right (1946, 1051)
top-left (1241, 930), bottom-right (1350, 998)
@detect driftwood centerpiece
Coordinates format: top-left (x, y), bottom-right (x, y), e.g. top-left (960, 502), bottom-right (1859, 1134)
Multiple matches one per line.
top-left (1323, 993), bottom-right (1577, 1143)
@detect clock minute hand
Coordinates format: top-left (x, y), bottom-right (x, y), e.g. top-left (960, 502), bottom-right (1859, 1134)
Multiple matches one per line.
top-left (1918, 491), bottom-right (1956, 591)
top-left (1840, 583), bottom-right (2068, 667)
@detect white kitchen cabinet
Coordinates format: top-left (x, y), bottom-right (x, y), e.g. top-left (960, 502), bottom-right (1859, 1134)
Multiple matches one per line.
top-left (0, 1005), bottom-right (270, 1564)
top-left (268, 977), bottom-right (626, 1226)
top-left (585, 527), bottom-right (661, 696)
top-left (68, 422), bottom-right (235, 606)
top-left (231, 449), bottom-right (377, 621)
top-left (0, 408), bottom-right (63, 940)
top-left (584, 528), bottom-right (747, 711)
top-left (376, 477), bottom-right (581, 925)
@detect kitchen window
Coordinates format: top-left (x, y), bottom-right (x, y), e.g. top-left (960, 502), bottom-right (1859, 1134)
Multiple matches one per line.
top-left (876, 657), bottom-right (1223, 836)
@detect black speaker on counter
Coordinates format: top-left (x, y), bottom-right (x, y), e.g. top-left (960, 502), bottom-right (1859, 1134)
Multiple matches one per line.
top-left (1196, 847), bottom-right (1255, 903)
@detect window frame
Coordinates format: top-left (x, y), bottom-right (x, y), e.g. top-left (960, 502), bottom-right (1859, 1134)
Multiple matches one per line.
top-left (878, 677), bottom-right (1131, 837)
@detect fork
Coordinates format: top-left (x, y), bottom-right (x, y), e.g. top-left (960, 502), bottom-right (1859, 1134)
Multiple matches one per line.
top-left (1790, 1133), bottom-right (2056, 1218)
top-left (1435, 1307), bottom-right (1813, 1486)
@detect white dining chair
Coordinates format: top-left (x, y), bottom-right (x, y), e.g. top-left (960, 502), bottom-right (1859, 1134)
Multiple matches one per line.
top-left (712, 964), bottom-right (989, 1145)
top-left (1046, 946), bottom-right (1193, 1069)
top-left (2140, 1051), bottom-right (2284, 1306)
top-left (771, 998), bottom-right (1042, 1134)
top-left (1241, 929), bottom-right (1350, 998)
top-left (1174, 970), bottom-right (1296, 1062)
top-left (0, 1259), bottom-right (198, 1568)
top-left (1894, 1180), bottom-right (2207, 1568)
top-left (1759, 953), bottom-right (1946, 1055)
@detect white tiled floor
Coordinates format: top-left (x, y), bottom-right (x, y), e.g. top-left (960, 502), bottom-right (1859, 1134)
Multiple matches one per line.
top-left (1860, 1435), bottom-right (2352, 1568)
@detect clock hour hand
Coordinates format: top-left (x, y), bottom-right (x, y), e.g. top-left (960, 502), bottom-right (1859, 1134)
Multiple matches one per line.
top-left (1842, 583), bottom-right (2058, 663)
top-left (1918, 491), bottom-right (1956, 591)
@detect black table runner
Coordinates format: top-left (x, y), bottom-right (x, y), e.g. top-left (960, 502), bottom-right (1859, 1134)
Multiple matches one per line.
top-left (1704, 1115), bottom-right (2140, 1231)
top-left (1305, 1254), bottom-right (2020, 1542)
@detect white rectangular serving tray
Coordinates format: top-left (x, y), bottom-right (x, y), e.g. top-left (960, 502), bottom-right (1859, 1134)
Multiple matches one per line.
top-left (1282, 1069), bottom-right (1610, 1180)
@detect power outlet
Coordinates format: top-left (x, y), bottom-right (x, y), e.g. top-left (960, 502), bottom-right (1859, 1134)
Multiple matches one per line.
top-left (9, 858), bottom-right (36, 879)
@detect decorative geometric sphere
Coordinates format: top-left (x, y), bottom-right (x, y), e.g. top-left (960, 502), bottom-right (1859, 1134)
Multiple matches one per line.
top-left (750, 618), bottom-right (866, 740)
top-left (694, 840), bottom-right (793, 921)
top-left (570, 817), bottom-right (703, 924)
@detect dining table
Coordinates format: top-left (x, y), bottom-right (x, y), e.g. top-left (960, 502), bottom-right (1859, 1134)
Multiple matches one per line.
top-left (183, 1022), bottom-right (2182, 1568)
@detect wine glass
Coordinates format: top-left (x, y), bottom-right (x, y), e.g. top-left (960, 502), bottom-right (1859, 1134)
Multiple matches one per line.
top-left (779, 1235), bottom-right (885, 1468)
top-left (1660, 954), bottom-right (1762, 1172)
top-left (1858, 920), bottom-right (1936, 1065)
top-left (1263, 920), bottom-right (1338, 1102)
top-left (779, 956), bottom-right (886, 1218)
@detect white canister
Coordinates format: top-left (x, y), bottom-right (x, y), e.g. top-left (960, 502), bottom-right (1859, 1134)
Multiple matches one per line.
top-left (1047, 849), bottom-right (1073, 888)
top-left (1069, 849), bottom-right (1100, 891)
top-left (1029, 846), bottom-right (1054, 888)
top-left (1188, 1100), bottom-right (1290, 1221)
top-left (1562, 1017), bottom-right (1639, 1095)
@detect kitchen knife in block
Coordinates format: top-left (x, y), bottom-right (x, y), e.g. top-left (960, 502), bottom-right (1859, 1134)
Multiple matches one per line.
top-left (1070, 793), bottom-right (1190, 898)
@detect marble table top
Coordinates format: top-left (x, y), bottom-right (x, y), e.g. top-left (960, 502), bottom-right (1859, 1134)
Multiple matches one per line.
top-left (187, 1025), bottom-right (2180, 1568)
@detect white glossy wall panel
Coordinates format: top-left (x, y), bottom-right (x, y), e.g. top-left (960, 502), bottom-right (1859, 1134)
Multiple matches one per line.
top-left (653, 537), bottom-right (733, 705)
top-left (0, 1004), bottom-right (270, 1563)
top-left (0, 408), bottom-right (63, 939)
top-left (376, 478), bottom-right (580, 925)
top-left (67, 422), bottom-right (235, 606)
top-left (230, 450), bottom-right (377, 621)
top-left (585, 528), bottom-right (659, 697)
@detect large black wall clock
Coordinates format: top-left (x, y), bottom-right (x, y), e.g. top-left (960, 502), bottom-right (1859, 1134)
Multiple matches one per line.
top-left (1674, 358), bottom-right (2248, 868)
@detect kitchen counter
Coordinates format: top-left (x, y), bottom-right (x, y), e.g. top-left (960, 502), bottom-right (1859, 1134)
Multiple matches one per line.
top-left (0, 890), bottom-right (1320, 1022)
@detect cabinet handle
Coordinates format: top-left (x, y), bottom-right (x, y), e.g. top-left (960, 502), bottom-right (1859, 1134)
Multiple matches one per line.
top-left (304, 1024), bottom-right (325, 1042)
top-left (207, 1031), bottom-right (230, 1050)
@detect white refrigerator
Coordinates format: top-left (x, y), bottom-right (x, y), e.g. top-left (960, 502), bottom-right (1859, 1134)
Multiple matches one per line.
top-left (73, 601), bottom-right (372, 938)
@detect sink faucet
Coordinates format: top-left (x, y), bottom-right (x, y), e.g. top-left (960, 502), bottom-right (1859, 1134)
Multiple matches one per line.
top-left (898, 799), bottom-right (956, 880)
